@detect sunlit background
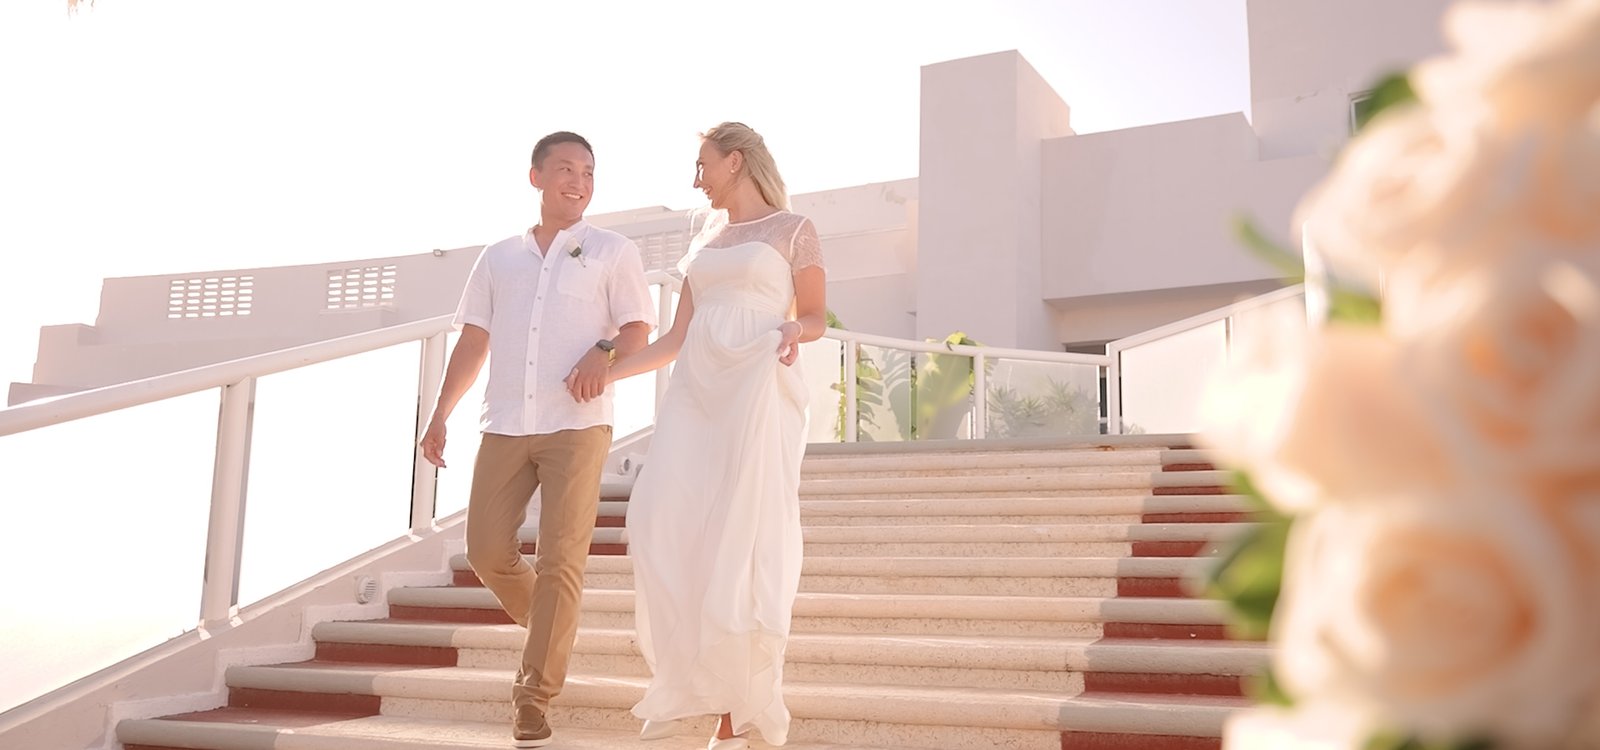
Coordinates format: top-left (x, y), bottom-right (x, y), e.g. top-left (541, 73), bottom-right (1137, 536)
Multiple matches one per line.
top-left (0, 0), bottom-right (1251, 712)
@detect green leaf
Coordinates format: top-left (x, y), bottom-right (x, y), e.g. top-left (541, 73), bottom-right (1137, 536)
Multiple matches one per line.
top-left (1204, 515), bottom-right (1290, 641)
top-left (1353, 73), bottom-right (1418, 133)
top-left (1234, 216), bottom-right (1306, 281)
top-left (1327, 287), bottom-right (1383, 325)
top-left (1244, 668), bottom-right (1294, 708)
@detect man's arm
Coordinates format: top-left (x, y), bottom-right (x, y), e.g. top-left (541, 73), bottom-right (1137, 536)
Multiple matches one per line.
top-left (420, 324), bottom-right (489, 468)
top-left (566, 320), bottom-right (650, 403)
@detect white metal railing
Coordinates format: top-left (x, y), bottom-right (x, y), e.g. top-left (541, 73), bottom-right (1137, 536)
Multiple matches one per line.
top-left (1105, 284), bottom-right (1307, 434)
top-left (0, 273), bottom-right (1304, 712)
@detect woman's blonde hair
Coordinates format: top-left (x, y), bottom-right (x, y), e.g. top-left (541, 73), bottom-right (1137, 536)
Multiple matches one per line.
top-left (702, 121), bottom-right (789, 211)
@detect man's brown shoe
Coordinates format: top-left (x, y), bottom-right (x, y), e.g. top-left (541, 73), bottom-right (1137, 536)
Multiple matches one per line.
top-left (513, 704), bottom-right (553, 748)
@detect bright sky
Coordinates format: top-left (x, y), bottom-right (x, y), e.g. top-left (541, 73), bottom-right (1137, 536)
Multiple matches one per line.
top-left (0, 0), bottom-right (1250, 390)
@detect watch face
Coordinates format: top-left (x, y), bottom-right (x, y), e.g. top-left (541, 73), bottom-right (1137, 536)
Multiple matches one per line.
top-left (597, 340), bottom-right (615, 352)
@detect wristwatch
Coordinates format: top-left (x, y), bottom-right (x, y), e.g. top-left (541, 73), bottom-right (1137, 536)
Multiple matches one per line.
top-left (595, 339), bottom-right (616, 363)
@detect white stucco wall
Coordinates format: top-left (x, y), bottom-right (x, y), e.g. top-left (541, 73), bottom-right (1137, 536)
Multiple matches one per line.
top-left (1039, 113), bottom-right (1325, 303)
top-left (915, 51), bottom-right (1073, 350)
top-left (1248, 0), bottom-right (1454, 159)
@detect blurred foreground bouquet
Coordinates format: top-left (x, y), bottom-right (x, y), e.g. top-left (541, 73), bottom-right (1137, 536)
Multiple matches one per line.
top-left (1201, 1), bottom-right (1600, 748)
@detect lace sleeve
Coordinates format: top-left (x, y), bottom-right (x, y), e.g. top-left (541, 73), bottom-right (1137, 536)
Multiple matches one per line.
top-left (788, 216), bottom-right (824, 273)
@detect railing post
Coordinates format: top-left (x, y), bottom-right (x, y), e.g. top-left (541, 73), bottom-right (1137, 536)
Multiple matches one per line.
top-left (843, 342), bottom-right (858, 443)
top-left (654, 282), bottom-right (675, 422)
top-left (411, 333), bottom-right (448, 530)
top-left (972, 353), bottom-right (987, 439)
top-left (200, 377), bottom-right (256, 626)
top-left (1105, 349), bottom-right (1122, 435)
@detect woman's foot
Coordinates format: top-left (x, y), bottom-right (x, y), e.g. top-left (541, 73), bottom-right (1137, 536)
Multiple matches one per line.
top-left (707, 714), bottom-right (748, 750)
top-left (638, 719), bottom-right (682, 741)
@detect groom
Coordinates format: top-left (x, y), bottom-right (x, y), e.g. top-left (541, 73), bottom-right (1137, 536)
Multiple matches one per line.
top-left (419, 131), bottom-right (656, 748)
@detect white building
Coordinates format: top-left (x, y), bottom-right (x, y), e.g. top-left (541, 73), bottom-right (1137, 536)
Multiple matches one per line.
top-left (8, 0), bottom-right (1455, 406)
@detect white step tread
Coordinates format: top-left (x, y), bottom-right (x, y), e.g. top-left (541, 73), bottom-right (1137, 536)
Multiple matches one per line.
top-left (801, 449), bottom-right (1168, 473)
top-left (797, 494), bottom-right (1250, 517)
top-left (512, 522), bottom-right (1250, 548)
top-left (453, 554), bottom-right (1211, 579)
top-left (311, 623), bottom-right (1269, 674)
top-left (218, 666), bottom-right (1246, 735)
top-left (387, 587), bottom-right (1230, 624)
top-left (119, 715), bottom-right (901, 750)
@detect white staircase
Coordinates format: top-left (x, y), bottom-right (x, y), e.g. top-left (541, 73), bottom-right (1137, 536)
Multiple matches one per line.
top-left (118, 436), bottom-right (1262, 750)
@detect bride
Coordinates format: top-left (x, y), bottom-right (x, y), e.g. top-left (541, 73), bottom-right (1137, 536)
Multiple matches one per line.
top-left (601, 122), bottom-right (826, 749)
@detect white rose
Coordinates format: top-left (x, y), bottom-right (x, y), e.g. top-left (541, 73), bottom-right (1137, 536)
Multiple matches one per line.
top-left (1272, 493), bottom-right (1600, 745)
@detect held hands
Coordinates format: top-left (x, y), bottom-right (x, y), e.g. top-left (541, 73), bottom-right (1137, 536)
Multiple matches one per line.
top-left (419, 419), bottom-right (447, 468)
top-left (776, 321), bottom-right (803, 366)
top-left (565, 346), bottom-right (611, 403)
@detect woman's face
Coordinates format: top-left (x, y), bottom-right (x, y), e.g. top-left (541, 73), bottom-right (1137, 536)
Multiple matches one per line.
top-left (693, 140), bottom-right (737, 209)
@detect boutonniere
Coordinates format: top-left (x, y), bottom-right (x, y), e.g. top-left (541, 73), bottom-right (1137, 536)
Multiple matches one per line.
top-left (567, 241), bottom-right (587, 268)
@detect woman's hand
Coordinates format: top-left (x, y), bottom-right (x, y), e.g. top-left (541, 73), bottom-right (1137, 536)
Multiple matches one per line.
top-left (776, 321), bottom-right (803, 366)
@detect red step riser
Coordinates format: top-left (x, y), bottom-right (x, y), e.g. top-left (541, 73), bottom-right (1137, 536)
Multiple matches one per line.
top-left (1131, 541), bottom-right (1221, 557)
top-left (230, 687), bottom-right (380, 715)
top-left (315, 643), bottom-right (458, 667)
top-left (1062, 731), bottom-right (1220, 750)
top-left (1142, 512), bottom-right (1252, 524)
top-left (390, 605), bottom-right (514, 624)
top-left (1161, 463), bottom-right (1218, 472)
top-left (1084, 671), bottom-right (1245, 698)
top-left (1103, 622), bottom-right (1240, 641)
top-left (1117, 577), bottom-right (1189, 598)
top-left (1153, 486), bottom-right (1228, 496)
top-left (521, 543), bottom-right (629, 556)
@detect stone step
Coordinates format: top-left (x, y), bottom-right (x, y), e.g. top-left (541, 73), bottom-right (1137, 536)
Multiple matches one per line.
top-left (120, 713), bottom-right (906, 750)
top-left (797, 494), bottom-right (1253, 526)
top-left (386, 587), bottom-right (1234, 639)
top-left (449, 553), bottom-right (1212, 597)
top-left (205, 664), bottom-right (1246, 749)
top-left (798, 522), bottom-right (1246, 557)
top-left (798, 470), bottom-right (1232, 499)
top-left (512, 522), bottom-right (1245, 559)
top-left (310, 621), bottom-right (1267, 693)
top-left (799, 450), bottom-right (1165, 479)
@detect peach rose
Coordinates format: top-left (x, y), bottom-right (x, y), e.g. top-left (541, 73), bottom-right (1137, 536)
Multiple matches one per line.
top-left (1200, 315), bottom-right (1456, 513)
top-left (1272, 493), bottom-right (1600, 745)
top-left (1389, 255), bottom-right (1600, 497)
top-left (1412, 0), bottom-right (1600, 128)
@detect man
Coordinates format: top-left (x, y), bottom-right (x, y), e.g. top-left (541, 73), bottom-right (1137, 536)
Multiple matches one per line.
top-left (419, 131), bottom-right (655, 748)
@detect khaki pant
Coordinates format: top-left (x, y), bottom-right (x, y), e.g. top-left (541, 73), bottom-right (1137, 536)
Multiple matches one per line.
top-left (464, 426), bottom-right (612, 711)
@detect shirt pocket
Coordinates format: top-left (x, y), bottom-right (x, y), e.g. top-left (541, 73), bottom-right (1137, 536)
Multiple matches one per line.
top-left (556, 261), bottom-right (603, 302)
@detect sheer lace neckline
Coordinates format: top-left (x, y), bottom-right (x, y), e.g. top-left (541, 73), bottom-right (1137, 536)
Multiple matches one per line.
top-left (726, 210), bottom-right (785, 227)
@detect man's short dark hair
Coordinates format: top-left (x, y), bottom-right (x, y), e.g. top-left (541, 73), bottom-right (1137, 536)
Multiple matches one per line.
top-left (531, 131), bottom-right (594, 169)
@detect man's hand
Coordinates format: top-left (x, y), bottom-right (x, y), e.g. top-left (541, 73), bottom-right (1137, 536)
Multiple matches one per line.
top-left (776, 321), bottom-right (802, 367)
top-left (420, 418), bottom-right (447, 468)
top-left (565, 346), bottom-right (611, 402)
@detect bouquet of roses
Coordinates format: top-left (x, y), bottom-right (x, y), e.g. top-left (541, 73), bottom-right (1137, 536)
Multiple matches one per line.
top-left (1201, 1), bottom-right (1600, 748)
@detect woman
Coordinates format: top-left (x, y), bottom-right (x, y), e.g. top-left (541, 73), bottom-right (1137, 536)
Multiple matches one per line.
top-left (602, 122), bottom-right (826, 750)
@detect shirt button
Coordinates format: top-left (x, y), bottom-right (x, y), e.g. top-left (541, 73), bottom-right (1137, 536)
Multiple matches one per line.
top-left (528, 360), bottom-right (535, 365)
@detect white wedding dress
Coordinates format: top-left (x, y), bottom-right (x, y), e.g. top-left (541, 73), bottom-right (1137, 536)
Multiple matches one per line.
top-left (626, 210), bottom-right (823, 746)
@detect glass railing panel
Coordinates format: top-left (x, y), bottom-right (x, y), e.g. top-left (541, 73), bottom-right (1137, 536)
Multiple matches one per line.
top-left (0, 391), bottom-right (218, 712)
top-left (240, 342), bottom-right (419, 606)
top-left (985, 358), bottom-right (1104, 438)
top-left (913, 350), bottom-right (976, 440)
top-left (851, 344), bottom-right (913, 442)
top-left (1118, 321), bottom-right (1228, 434)
top-left (796, 338), bottom-right (844, 443)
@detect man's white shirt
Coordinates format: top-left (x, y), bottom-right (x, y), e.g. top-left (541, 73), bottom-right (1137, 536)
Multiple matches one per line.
top-left (454, 220), bottom-right (657, 436)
